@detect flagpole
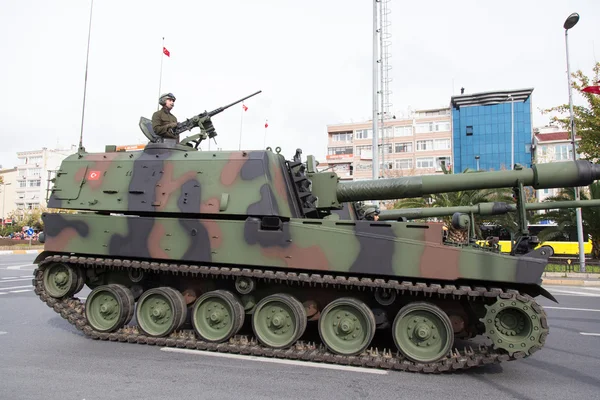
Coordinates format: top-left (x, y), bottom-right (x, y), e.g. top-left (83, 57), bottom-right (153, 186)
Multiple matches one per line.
top-left (157, 37), bottom-right (165, 111)
top-left (78, 0), bottom-right (94, 152)
top-left (238, 105), bottom-right (245, 150)
top-left (263, 120), bottom-right (268, 149)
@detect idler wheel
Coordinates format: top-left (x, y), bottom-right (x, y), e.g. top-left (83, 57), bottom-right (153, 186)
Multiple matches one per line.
top-left (42, 263), bottom-right (79, 298)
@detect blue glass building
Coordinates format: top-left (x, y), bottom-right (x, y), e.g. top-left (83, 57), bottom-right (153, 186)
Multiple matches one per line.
top-left (450, 89), bottom-right (533, 172)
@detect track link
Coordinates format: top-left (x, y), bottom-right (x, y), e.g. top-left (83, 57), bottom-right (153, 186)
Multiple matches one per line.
top-left (33, 255), bottom-right (549, 373)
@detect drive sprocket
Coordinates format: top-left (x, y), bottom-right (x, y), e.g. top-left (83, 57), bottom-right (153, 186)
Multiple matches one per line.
top-left (480, 292), bottom-right (548, 357)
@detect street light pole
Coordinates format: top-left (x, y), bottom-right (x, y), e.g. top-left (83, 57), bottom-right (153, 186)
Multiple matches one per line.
top-left (508, 94), bottom-right (514, 168)
top-left (475, 155), bottom-right (480, 171)
top-left (564, 12), bottom-right (586, 272)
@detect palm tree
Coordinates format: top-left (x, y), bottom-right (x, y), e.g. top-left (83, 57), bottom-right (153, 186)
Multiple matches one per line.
top-left (531, 182), bottom-right (600, 259)
top-left (393, 168), bottom-right (514, 243)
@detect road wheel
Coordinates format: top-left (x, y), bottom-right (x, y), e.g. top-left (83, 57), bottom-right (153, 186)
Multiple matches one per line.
top-left (85, 284), bottom-right (134, 333)
top-left (319, 297), bottom-right (376, 356)
top-left (192, 290), bottom-right (244, 342)
top-left (393, 302), bottom-right (453, 363)
top-left (136, 287), bottom-right (187, 337)
top-left (252, 293), bottom-right (306, 349)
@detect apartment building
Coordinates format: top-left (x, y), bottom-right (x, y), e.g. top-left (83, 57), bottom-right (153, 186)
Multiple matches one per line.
top-left (325, 108), bottom-right (453, 180)
top-left (15, 145), bottom-right (76, 211)
top-left (0, 167), bottom-right (17, 225)
top-left (533, 125), bottom-right (581, 201)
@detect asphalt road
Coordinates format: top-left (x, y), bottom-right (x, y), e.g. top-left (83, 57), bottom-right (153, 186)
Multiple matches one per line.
top-left (1, 254), bottom-right (599, 400)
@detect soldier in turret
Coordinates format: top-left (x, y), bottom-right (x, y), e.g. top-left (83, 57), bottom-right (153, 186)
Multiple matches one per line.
top-left (152, 93), bottom-right (179, 141)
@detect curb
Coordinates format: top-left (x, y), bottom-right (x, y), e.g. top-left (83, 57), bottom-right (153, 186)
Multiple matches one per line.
top-left (0, 249), bottom-right (44, 255)
top-left (542, 278), bottom-right (600, 287)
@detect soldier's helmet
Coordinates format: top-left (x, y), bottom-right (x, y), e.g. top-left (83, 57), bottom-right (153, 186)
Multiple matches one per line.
top-left (159, 93), bottom-right (176, 106)
top-left (363, 207), bottom-right (380, 221)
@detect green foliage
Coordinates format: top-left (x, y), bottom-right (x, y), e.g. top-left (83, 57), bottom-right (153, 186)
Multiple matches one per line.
top-left (531, 182), bottom-right (600, 259)
top-left (543, 62), bottom-right (600, 162)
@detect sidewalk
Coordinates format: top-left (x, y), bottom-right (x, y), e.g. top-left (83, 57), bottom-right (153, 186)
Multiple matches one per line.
top-left (542, 272), bottom-right (600, 287)
top-left (0, 249), bottom-right (44, 255)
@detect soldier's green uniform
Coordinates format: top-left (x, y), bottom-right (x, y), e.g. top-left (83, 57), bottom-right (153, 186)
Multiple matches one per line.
top-left (152, 93), bottom-right (179, 141)
top-left (151, 108), bottom-right (178, 139)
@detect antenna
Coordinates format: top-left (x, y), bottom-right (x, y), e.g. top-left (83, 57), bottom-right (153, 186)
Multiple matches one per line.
top-left (78, 0), bottom-right (94, 154)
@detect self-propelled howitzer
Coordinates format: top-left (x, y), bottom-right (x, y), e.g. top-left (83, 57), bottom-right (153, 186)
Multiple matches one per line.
top-left (34, 145), bottom-right (600, 373)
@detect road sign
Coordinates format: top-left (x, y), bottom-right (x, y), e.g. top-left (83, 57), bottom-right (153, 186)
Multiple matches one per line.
top-left (26, 228), bottom-right (34, 236)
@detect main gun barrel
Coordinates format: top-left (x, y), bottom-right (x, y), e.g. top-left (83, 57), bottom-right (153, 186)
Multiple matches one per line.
top-left (337, 160), bottom-right (600, 203)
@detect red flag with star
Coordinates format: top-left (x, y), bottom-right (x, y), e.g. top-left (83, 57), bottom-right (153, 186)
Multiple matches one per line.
top-left (242, 104), bottom-right (248, 111)
top-left (163, 47), bottom-right (170, 57)
top-left (582, 85), bottom-right (600, 95)
top-left (265, 120), bottom-right (269, 128)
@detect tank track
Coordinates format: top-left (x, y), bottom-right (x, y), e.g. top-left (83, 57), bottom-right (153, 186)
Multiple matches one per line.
top-left (33, 254), bottom-right (548, 373)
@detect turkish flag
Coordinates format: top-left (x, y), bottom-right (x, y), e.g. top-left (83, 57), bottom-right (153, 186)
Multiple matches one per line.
top-left (163, 47), bottom-right (170, 57)
top-left (582, 85), bottom-right (600, 95)
top-left (242, 104), bottom-right (248, 111)
top-left (87, 171), bottom-right (101, 181)
top-left (265, 121), bottom-right (269, 128)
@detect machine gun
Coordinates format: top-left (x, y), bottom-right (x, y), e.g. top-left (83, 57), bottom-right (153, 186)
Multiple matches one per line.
top-left (175, 90), bottom-right (261, 148)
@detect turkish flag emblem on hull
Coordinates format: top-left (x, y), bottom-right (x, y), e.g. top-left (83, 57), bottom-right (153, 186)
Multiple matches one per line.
top-left (87, 171), bottom-right (101, 181)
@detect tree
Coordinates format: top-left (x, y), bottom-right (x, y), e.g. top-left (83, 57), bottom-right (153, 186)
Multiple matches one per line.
top-left (543, 62), bottom-right (600, 162)
top-left (531, 182), bottom-right (600, 259)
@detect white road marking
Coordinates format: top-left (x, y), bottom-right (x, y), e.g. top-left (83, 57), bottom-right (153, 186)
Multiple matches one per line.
top-left (580, 332), bottom-right (600, 336)
top-left (19, 275), bottom-right (31, 278)
top-left (0, 331), bottom-right (7, 335)
top-left (160, 347), bottom-right (389, 375)
top-left (0, 285), bottom-right (32, 292)
top-left (9, 289), bottom-right (32, 293)
top-left (1, 277), bottom-right (18, 280)
top-left (0, 278), bottom-right (32, 284)
top-left (6, 264), bottom-right (35, 270)
top-left (547, 289), bottom-right (600, 297)
top-left (0, 293), bottom-right (6, 295)
top-left (545, 306), bottom-right (600, 313)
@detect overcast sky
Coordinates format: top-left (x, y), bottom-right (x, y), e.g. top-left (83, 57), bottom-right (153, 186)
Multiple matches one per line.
top-left (1, 0), bottom-right (598, 168)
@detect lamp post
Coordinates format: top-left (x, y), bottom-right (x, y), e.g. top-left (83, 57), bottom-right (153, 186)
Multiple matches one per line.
top-left (1, 182), bottom-right (11, 228)
top-left (564, 12), bottom-right (586, 272)
top-left (475, 155), bottom-right (480, 171)
top-left (507, 94), bottom-right (514, 169)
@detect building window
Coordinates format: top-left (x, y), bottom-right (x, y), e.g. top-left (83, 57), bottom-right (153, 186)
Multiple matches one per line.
top-left (416, 122), bottom-right (451, 134)
top-left (18, 169), bottom-right (27, 177)
top-left (331, 132), bottom-right (353, 142)
top-left (395, 159), bottom-right (413, 170)
top-left (435, 157), bottom-right (451, 171)
top-left (434, 139), bottom-right (451, 150)
top-left (416, 140), bottom-right (434, 151)
top-left (328, 146), bottom-right (353, 156)
top-left (394, 142), bottom-right (413, 153)
top-left (30, 168), bottom-right (42, 177)
top-left (28, 180), bottom-right (41, 187)
top-left (355, 145), bottom-right (372, 157)
top-left (379, 144), bottom-right (393, 155)
top-left (394, 126), bottom-right (413, 137)
top-left (19, 181), bottom-right (27, 188)
top-left (466, 126), bottom-right (473, 136)
top-left (355, 129), bottom-right (373, 140)
top-left (379, 162), bottom-right (393, 170)
top-left (416, 157), bottom-right (435, 169)
top-left (555, 145), bottom-right (571, 161)
top-left (356, 162), bottom-right (372, 171)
